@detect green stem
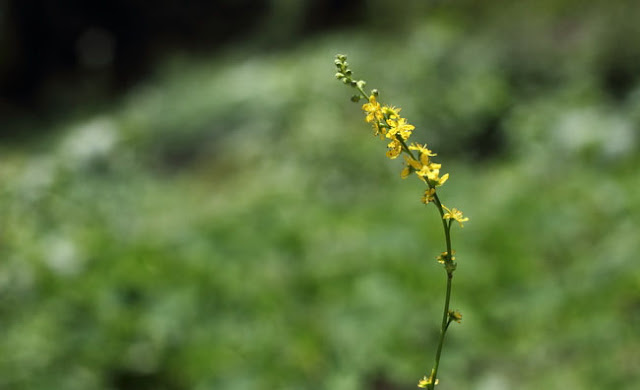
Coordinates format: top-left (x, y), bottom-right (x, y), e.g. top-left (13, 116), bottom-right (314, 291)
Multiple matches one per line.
top-left (428, 271), bottom-right (453, 389)
top-left (428, 197), bottom-right (454, 390)
top-left (356, 85), bottom-right (369, 100)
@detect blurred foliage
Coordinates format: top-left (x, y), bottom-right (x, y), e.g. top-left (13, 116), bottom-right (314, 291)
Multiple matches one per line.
top-left (1, 2), bottom-right (640, 389)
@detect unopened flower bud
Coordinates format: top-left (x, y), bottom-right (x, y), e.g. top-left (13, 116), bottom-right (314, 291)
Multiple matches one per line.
top-left (448, 310), bottom-right (463, 323)
top-left (335, 72), bottom-right (345, 79)
top-left (371, 89), bottom-right (379, 97)
top-left (356, 80), bottom-right (366, 89)
top-left (350, 95), bottom-right (361, 102)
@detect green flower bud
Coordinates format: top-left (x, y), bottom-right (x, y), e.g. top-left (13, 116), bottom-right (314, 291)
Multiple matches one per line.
top-left (371, 89), bottom-right (379, 97)
top-left (356, 80), bottom-right (366, 89)
top-left (334, 59), bottom-right (342, 66)
top-left (337, 54), bottom-right (347, 61)
top-left (445, 261), bottom-right (457, 273)
top-left (335, 72), bottom-right (345, 79)
top-left (350, 95), bottom-right (361, 102)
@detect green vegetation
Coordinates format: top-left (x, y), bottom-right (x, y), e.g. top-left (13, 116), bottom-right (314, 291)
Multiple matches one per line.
top-left (2, 3), bottom-right (639, 389)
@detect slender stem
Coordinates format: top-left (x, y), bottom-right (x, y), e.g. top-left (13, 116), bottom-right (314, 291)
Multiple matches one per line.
top-left (428, 271), bottom-right (453, 389)
top-left (433, 194), bottom-right (447, 226)
top-left (427, 199), bottom-right (454, 390)
top-left (356, 85), bottom-right (369, 100)
top-left (397, 136), bottom-right (417, 160)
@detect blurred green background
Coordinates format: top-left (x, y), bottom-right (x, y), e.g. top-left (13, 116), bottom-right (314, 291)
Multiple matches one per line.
top-left (1, 1), bottom-right (639, 389)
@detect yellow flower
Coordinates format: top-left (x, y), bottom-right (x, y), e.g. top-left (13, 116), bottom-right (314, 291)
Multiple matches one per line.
top-left (442, 206), bottom-right (469, 227)
top-left (412, 160), bottom-right (448, 187)
top-left (386, 117), bottom-right (415, 140)
top-left (362, 95), bottom-right (382, 123)
top-left (415, 163), bottom-right (448, 187)
top-left (402, 155), bottom-right (430, 179)
top-left (409, 143), bottom-right (437, 158)
top-left (386, 139), bottom-right (402, 159)
top-left (417, 376), bottom-right (438, 388)
top-left (382, 105), bottom-right (401, 120)
top-left (421, 188), bottom-right (436, 204)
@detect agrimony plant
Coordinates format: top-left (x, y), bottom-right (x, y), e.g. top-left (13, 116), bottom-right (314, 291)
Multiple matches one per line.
top-left (334, 54), bottom-right (468, 389)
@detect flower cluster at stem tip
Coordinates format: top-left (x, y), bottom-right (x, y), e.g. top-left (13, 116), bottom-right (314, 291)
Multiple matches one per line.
top-left (335, 54), bottom-right (468, 226)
